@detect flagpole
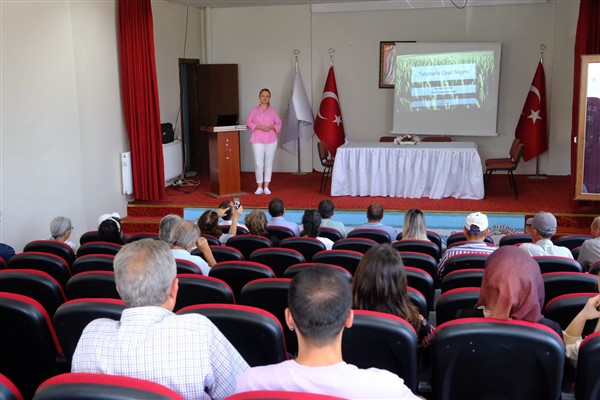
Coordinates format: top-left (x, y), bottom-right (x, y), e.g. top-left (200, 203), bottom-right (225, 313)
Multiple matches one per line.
top-left (528, 44), bottom-right (547, 181)
top-left (292, 49), bottom-right (307, 175)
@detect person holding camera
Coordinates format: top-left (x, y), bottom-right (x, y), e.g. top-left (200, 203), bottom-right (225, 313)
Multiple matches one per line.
top-left (197, 203), bottom-right (244, 245)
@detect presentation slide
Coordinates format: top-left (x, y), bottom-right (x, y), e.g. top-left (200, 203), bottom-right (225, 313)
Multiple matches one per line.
top-left (392, 43), bottom-right (501, 137)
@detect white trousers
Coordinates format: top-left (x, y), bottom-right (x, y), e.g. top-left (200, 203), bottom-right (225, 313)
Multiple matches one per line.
top-left (252, 141), bottom-right (277, 184)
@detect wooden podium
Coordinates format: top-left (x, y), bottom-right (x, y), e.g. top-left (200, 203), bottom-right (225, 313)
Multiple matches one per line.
top-left (200, 126), bottom-right (245, 197)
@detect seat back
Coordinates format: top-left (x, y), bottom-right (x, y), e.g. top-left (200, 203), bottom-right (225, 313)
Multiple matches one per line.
top-left (79, 231), bottom-right (99, 245)
top-left (576, 331), bottom-right (600, 400)
top-left (175, 258), bottom-right (203, 274)
top-left (398, 251), bottom-right (438, 283)
top-left (379, 135), bottom-right (396, 142)
top-left (440, 268), bottom-right (485, 293)
top-left (435, 287), bottom-right (481, 326)
top-left (0, 373), bottom-right (23, 400)
top-left (510, 142), bottom-right (525, 168)
top-left (174, 274), bottom-right (235, 311)
top-left (0, 292), bottom-right (62, 400)
top-left (542, 272), bottom-right (599, 308)
top-left (71, 254), bottom-right (114, 275)
top-left (446, 232), bottom-right (494, 247)
top-left (312, 250), bottom-right (363, 276)
top-left (348, 228), bottom-right (391, 244)
top-left (571, 245), bottom-right (581, 260)
top-left (317, 227), bottom-right (344, 242)
top-left (590, 260), bottom-right (600, 275)
top-left (126, 232), bottom-right (160, 242)
top-left (508, 138), bottom-right (521, 158)
top-left (239, 278), bottom-right (295, 354)
top-left (77, 241), bottom-right (122, 257)
top-left (392, 239), bottom-right (440, 261)
top-left (341, 310), bottom-right (418, 392)
top-left (266, 226), bottom-right (296, 241)
top-left (208, 261), bottom-right (275, 302)
top-left (405, 266), bottom-right (435, 311)
top-left (397, 231), bottom-right (443, 250)
top-left (23, 240), bottom-right (76, 267)
top-left (283, 263), bottom-right (353, 283)
top-left (220, 225), bottom-right (250, 235)
top-left (204, 245), bottom-right (244, 262)
top-left (177, 304), bottom-right (287, 367)
top-left (431, 318), bottom-right (564, 400)
top-left (33, 372), bottom-right (184, 400)
top-left (407, 287), bottom-right (427, 316)
top-left (442, 254), bottom-right (489, 277)
top-left (226, 235), bottom-right (273, 260)
top-left (533, 255), bottom-right (583, 273)
top-left (0, 269), bottom-right (66, 316)
top-left (200, 234), bottom-right (221, 246)
top-left (499, 233), bottom-right (533, 246)
top-left (53, 298), bottom-right (126, 369)
top-left (280, 237), bottom-right (326, 261)
top-left (544, 293), bottom-right (599, 336)
top-left (248, 248), bottom-right (305, 277)
top-left (422, 135), bottom-right (452, 142)
top-left (7, 252), bottom-right (71, 289)
top-left (65, 271), bottom-right (119, 300)
top-left (332, 237), bottom-right (378, 254)
top-left (553, 234), bottom-right (591, 250)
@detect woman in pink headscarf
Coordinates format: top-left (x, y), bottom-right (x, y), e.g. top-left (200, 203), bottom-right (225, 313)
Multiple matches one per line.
top-left (468, 246), bottom-right (563, 337)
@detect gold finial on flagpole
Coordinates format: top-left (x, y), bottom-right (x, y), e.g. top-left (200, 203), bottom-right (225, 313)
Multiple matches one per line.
top-left (293, 49), bottom-right (300, 72)
top-left (328, 48), bottom-right (335, 67)
top-left (539, 44), bottom-right (545, 64)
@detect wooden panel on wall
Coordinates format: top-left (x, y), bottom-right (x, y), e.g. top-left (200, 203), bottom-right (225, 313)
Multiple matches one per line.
top-left (197, 64), bottom-right (239, 127)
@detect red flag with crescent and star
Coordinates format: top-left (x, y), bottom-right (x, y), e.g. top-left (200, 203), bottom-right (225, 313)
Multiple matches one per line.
top-left (515, 61), bottom-right (548, 162)
top-left (314, 66), bottom-right (345, 157)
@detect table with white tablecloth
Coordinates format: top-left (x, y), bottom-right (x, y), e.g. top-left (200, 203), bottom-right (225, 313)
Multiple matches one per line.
top-left (331, 141), bottom-right (484, 199)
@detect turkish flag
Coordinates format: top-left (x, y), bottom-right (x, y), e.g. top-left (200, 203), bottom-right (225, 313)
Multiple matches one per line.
top-left (314, 66), bottom-right (345, 157)
top-left (515, 61), bottom-right (548, 162)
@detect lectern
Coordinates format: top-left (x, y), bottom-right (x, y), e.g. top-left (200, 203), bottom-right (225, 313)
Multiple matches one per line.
top-left (200, 126), bottom-right (245, 197)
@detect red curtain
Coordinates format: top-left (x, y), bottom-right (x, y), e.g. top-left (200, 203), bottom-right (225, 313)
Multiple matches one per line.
top-left (118, 0), bottom-right (165, 201)
top-left (570, 0), bottom-right (600, 207)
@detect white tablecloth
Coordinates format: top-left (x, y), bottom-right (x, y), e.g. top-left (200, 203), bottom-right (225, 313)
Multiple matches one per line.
top-left (331, 142), bottom-right (484, 199)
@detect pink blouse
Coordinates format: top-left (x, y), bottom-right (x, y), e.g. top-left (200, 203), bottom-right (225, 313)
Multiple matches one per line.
top-left (246, 105), bottom-right (282, 144)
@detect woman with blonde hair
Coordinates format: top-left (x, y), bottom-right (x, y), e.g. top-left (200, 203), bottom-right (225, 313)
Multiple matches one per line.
top-left (401, 209), bottom-right (429, 241)
top-left (245, 209), bottom-right (280, 246)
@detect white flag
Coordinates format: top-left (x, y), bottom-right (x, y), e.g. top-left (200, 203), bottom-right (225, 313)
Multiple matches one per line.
top-left (282, 67), bottom-right (313, 154)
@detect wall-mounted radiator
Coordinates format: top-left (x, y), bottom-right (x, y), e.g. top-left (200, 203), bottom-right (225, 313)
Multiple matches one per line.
top-left (121, 139), bottom-right (183, 195)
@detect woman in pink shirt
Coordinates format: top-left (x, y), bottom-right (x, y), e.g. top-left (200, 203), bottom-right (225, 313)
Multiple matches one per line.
top-left (246, 88), bottom-right (281, 195)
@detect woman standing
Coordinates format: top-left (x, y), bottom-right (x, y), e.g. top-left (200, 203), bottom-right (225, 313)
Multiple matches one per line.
top-left (246, 88), bottom-right (281, 195)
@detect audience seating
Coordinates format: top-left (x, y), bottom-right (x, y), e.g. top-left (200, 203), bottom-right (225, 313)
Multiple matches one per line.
top-left (341, 310), bottom-right (418, 393)
top-left (441, 254), bottom-right (489, 278)
top-left (398, 252), bottom-right (438, 283)
top-left (317, 227), bottom-right (344, 242)
top-left (0, 373), bottom-right (23, 400)
top-left (484, 140), bottom-right (525, 199)
top-left (544, 293), bottom-right (599, 337)
top-left (174, 274), bottom-right (235, 312)
top-left (71, 254), bottom-right (114, 275)
top-left (208, 261), bottom-right (275, 302)
top-left (431, 318), bottom-right (565, 400)
top-left (126, 232), bottom-right (160, 242)
top-left (175, 258), bottom-right (203, 274)
top-left (283, 263), bottom-right (353, 283)
top-left (220, 225), bottom-right (250, 235)
top-left (53, 298), bottom-right (126, 369)
top-left (533, 255), bottom-right (583, 273)
top-left (79, 231), bottom-right (99, 245)
top-left (392, 239), bottom-right (440, 261)
top-left (248, 248), bottom-right (305, 278)
top-left (446, 232), bottom-right (494, 248)
top-left (317, 141), bottom-right (334, 193)
top-left (76, 241), bottom-right (122, 257)
top-left (397, 231), bottom-right (443, 253)
top-left (33, 373), bottom-right (184, 400)
top-left (576, 331), bottom-right (600, 400)
top-left (312, 249), bottom-right (363, 276)
top-left (498, 233), bottom-right (533, 247)
top-left (407, 287), bottom-right (428, 317)
top-left (198, 245), bottom-right (244, 263)
top-left (0, 269), bottom-right (66, 316)
top-left (435, 287), bottom-right (480, 326)
top-left (405, 266), bottom-right (435, 311)
top-left (227, 390), bottom-right (346, 400)
top-left (23, 240), bottom-right (76, 267)
top-left (177, 304), bottom-right (287, 367)
top-left (570, 245), bottom-right (581, 260)
top-left (226, 235), bottom-right (273, 260)
top-left (590, 260), bottom-right (600, 275)
top-left (201, 234), bottom-right (221, 246)
top-left (65, 271), bottom-right (119, 300)
top-left (279, 237), bottom-right (326, 261)
top-left (440, 269), bottom-right (485, 293)
top-left (7, 252), bottom-right (71, 290)
top-left (239, 278), bottom-right (296, 355)
top-left (266, 226), bottom-right (296, 241)
top-left (553, 234), bottom-right (592, 251)
top-left (332, 237), bottom-right (378, 254)
top-left (347, 228), bottom-right (392, 244)
top-left (0, 258), bottom-right (5, 270)
top-left (0, 292), bottom-right (64, 400)
top-left (542, 272), bottom-right (599, 308)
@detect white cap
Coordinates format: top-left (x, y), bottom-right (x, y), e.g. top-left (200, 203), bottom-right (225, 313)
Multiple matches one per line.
top-left (464, 212), bottom-right (489, 233)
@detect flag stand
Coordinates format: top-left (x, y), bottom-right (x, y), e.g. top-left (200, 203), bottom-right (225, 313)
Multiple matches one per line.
top-left (291, 50), bottom-right (307, 176)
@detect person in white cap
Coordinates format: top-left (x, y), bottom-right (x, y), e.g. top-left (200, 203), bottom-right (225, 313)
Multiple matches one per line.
top-left (437, 212), bottom-right (498, 279)
top-left (519, 212), bottom-right (573, 259)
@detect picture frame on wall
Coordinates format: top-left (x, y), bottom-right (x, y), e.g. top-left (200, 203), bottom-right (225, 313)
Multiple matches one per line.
top-left (379, 41), bottom-right (396, 88)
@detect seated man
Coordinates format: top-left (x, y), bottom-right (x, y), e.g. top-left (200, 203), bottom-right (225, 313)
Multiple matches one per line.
top-left (267, 198), bottom-right (300, 236)
top-left (235, 265), bottom-right (420, 399)
top-left (437, 212), bottom-right (498, 279)
top-left (318, 199), bottom-right (347, 238)
top-left (519, 212), bottom-right (573, 259)
top-left (578, 216), bottom-right (600, 271)
top-left (170, 220), bottom-right (216, 275)
top-left (158, 214), bottom-right (182, 244)
top-left (354, 203), bottom-right (397, 242)
top-left (72, 239), bottom-right (249, 399)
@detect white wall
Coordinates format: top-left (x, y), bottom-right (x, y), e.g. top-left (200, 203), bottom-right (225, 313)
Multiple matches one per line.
top-left (207, 0), bottom-right (578, 175)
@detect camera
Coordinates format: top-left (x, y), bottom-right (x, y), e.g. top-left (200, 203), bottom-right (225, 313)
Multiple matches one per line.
top-left (233, 196), bottom-right (241, 209)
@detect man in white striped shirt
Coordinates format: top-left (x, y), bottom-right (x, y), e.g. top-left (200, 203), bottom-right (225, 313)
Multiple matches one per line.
top-left (437, 212), bottom-right (498, 279)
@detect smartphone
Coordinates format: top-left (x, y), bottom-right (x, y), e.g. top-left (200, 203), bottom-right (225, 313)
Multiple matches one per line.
top-left (233, 196), bottom-right (240, 209)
